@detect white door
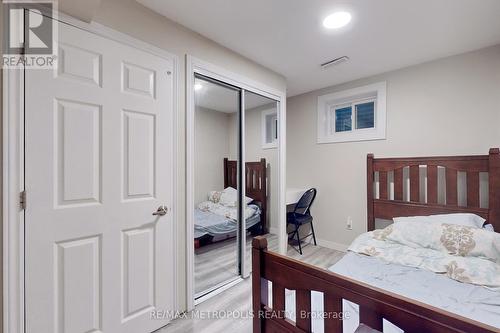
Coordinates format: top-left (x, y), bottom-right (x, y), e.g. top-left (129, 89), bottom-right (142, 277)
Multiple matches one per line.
top-left (25, 17), bottom-right (175, 333)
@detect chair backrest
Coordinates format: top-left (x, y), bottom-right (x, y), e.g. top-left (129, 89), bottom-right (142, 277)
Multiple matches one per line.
top-left (294, 188), bottom-right (317, 215)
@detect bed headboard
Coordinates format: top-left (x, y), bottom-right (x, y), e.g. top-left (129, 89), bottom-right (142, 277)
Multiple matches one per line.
top-left (224, 158), bottom-right (267, 233)
top-left (367, 148), bottom-right (500, 232)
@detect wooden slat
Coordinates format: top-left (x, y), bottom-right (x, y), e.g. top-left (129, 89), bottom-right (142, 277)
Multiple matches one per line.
top-left (379, 171), bottom-right (388, 200)
top-left (446, 168), bottom-right (458, 206)
top-left (394, 168), bottom-right (403, 201)
top-left (373, 156), bottom-right (489, 173)
top-left (367, 154), bottom-right (375, 231)
top-left (427, 165), bottom-right (438, 204)
top-left (272, 283), bottom-right (285, 318)
top-left (252, 238), bottom-right (268, 333)
top-left (324, 294), bottom-right (343, 332)
top-left (360, 306), bottom-right (383, 331)
top-left (410, 165), bottom-right (420, 202)
top-left (295, 290), bottom-right (311, 331)
top-left (489, 148), bottom-right (500, 232)
top-left (467, 171), bottom-right (480, 208)
top-left (264, 314), bottom-right (303, 333)
top-left (374, 199), bottom-right (489, 222)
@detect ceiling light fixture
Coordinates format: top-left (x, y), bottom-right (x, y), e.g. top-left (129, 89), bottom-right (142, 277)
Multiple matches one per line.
top-left (194, 83), bottom-right (203, 91)
top-left (323, 11), bottom-right (352, 29)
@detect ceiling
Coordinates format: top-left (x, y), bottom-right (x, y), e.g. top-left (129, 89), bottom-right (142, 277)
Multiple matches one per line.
top-left (195, 77), bottom-right (275, 113)
top-left (138, 0), bottom-right (500, 97)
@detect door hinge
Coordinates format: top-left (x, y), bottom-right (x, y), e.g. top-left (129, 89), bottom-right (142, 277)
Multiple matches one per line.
top-left (20, 190), bottom-right (26, 210)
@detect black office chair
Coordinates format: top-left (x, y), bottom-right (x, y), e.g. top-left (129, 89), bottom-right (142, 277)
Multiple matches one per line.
top-left (287, 188), bottom-right (317, 255)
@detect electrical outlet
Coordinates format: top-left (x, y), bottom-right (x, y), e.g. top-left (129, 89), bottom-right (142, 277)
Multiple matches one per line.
top-left (347, 216), bottom-right (353, 230)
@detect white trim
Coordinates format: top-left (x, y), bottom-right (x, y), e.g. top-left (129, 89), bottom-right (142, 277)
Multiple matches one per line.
top-left (3, 12), bottom-right (180, 333)
top-left (261, 108), bottom-right (278, 149)
top-left (186, 56), bottom-right (286, 311)
top-left (194, 277), bottom-right (243, 305)
top-left (316, 238), bottom-right (349, 252)
top-left (240, 89), bottom-right (247, 278)
top-left (317, 81), bottom-right (387, 144)
top-left (185, 55), bottom-right (196, 311)
top-left (3, 67), bottom-right (25, 333)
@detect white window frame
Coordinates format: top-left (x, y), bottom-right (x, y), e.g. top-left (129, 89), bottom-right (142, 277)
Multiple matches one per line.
top-left (261, 108), bottom-right (278, 149)
top-left (317, 81), bottom-right (387, 144)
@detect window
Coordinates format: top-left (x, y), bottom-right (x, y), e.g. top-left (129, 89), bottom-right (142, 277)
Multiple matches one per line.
top-left (355, 101), bottom-right (375, 129)
top-left (317, 82), bottom-right (386, 143)
top-left (333, 105), bottom-right (352, 132)
top-left (262, 108), bottom-right (278, 149)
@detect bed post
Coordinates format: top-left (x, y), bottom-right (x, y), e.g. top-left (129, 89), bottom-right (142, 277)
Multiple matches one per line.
top-left (367, 154), bottom-right (375, 231)
top-left (260, 158), bottom-right (267, 234)
top-left (488, 148), bottom-right (500, 231)
top-left (223, 157), bottom-right (229, 188)
top-left (252, 236), bottom-right (268, 333)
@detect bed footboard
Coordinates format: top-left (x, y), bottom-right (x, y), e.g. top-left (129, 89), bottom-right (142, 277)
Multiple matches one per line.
top-left (251, 236), bottom-right (498, 333)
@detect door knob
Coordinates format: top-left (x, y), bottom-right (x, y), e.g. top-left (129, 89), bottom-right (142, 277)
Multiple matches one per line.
top-left (152, 205), bottom-right (168, 216)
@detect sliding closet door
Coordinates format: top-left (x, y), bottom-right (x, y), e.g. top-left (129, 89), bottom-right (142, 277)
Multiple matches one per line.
top-left (243, 91), bottom-right (279, 274)
top-left (193, 75), bottom-right (242, 298)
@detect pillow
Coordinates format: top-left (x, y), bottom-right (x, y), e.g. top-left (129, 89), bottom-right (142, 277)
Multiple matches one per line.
top-left (207, 190), bottom-right (222, 203)
top-left (393, 213), bottom-right (486, 229)
top-left (218, 187), bottom-right (254, 207)
top-left (484, 224), bottom-right (495, 232)
top-left (386, 221), bottom-right (500, 263)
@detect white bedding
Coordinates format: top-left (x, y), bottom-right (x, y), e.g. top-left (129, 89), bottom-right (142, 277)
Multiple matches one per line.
top-left (197, 200), bottom-right (259, 221)
top-left (281, 216), bottom-right (500, 331)
top-left (284, 252), bottom-right (500, 332)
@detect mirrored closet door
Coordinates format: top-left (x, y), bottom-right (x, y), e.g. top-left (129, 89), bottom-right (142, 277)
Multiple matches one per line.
top-left (192, 72), bottom-right (281, 301)
top-left (193, 75), bottom-right (242, 298)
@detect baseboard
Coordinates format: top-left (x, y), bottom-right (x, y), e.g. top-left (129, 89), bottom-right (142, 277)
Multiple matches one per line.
top-left (268, 227), bottom-right (279, 235)
top-left (316, 238), bottom-right (349, 252)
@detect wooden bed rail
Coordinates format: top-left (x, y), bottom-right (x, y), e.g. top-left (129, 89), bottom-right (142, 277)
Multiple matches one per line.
top-left (252, 236), bottom-right (498, 333)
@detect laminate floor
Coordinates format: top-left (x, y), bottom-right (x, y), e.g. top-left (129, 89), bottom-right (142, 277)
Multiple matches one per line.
top-left (159, 235), bottom-right (344, 333)
top-left (194, 234), bottom-right (280, 295)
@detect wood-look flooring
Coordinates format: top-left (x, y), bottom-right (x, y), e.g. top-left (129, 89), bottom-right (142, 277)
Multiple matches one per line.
top-left (194, 234), bottom-right (280, 295)
top-left (158, 234), bottom-right (344, 333)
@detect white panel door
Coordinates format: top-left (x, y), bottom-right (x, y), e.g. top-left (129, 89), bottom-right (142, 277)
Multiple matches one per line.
top-left (25, 17), bottom-right (175, 333)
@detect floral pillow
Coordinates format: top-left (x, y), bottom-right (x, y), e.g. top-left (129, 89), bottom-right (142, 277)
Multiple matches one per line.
top-left (208, 190), bottom-right (222, 203)
top-left (385, 221), bottom-right (500, 264)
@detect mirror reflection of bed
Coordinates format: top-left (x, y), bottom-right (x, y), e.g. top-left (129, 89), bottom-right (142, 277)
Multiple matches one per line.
top-left (193, 77), bottom-right (280, 297)
top-left (195, 158), bottom-right (267, 248)
top-left (194, 159), bottom-right (269, 294)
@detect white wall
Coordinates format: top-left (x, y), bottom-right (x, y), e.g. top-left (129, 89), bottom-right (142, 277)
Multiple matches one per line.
top-left (286, 45), bottom-right (500, 250)
top-left (88, 0), bottom-right (286, 311)
top-left (194, 107), bottom-right (231, 204)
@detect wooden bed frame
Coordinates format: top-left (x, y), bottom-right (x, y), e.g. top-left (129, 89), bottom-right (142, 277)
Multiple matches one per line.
top-left (252, 148), bottom-right (500, 333)
top-left (195, 158), bottom-right (268, 248)
top-left (224, 157), bottom-right (268, 234)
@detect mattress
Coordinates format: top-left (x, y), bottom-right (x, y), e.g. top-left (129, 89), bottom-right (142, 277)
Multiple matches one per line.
top-left (194, 207), bottom-right (261, 239)
top-left (284, 252), bottom-right (500, 332)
